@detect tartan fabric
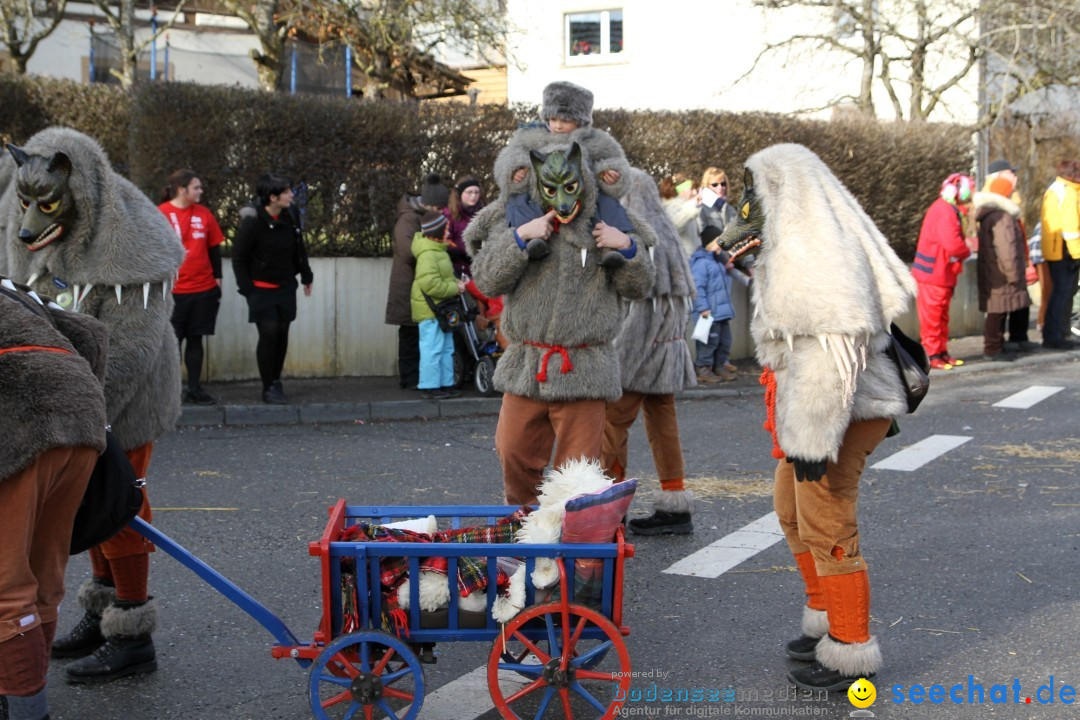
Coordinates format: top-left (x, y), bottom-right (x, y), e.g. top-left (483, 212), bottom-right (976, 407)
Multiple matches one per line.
top-left (340, 508), bottom-right (529, 633)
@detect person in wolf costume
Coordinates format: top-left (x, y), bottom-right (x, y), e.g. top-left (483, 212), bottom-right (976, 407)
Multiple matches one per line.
top-left (466, 140), bottom-right (655, 506)
top-left (0, 127), bottom-right (184, 684)
top-left (719, 144), bottom-right (913, 692)
top-left (0, 277), bottom-right (107, 720)
top-left (603, 168), bottom-right (698, 535)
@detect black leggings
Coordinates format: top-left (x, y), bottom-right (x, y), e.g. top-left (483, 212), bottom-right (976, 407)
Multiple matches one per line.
top-left (178, 335), bottom-right (205, 390)
top-left (256, 319), bottom-right (291, 389)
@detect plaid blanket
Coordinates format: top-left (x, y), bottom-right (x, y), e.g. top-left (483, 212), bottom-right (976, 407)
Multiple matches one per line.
top-left (340, 508), bottom-right (529, 635)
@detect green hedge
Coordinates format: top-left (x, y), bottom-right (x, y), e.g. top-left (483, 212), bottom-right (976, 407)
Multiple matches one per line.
top-left (0, 75), bottom-right (972, 260)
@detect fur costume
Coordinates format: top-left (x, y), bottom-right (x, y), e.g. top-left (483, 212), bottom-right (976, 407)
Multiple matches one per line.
top-left (614, 169), bottom-right (696, 395)
top-left (0, 275), bottom-right (108, 480)
top-left (724, 144), bottom-right (912, 462)
top-left (0, 128), bottom-right (184, 451)
top-left (466, 139), bottom-right (655, 403)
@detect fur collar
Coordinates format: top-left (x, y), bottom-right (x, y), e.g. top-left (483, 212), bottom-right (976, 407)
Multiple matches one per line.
top-left (973, 191), bottom-right (1020, 218)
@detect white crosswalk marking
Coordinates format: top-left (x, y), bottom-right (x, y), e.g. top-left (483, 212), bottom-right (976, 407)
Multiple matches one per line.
top-left (993, 385), bottom-right (1065, 409)
top-left (662, 512), bottom-right (784, 578)
top-left (423, 662), bottom-right (530, 719)
top-left (870, 434), bottom-right (972, 472)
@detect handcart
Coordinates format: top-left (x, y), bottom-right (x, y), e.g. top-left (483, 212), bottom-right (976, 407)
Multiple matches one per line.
top-left (133, 499), bottom-right (635, 719)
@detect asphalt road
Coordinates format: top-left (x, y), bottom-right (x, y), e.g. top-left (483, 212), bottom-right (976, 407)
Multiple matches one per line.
top-left (46, 356), bottom-right (1080, 720)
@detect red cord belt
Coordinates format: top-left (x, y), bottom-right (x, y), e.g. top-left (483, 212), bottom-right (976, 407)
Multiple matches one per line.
top-left (523, 340), bottom-right (590, 382)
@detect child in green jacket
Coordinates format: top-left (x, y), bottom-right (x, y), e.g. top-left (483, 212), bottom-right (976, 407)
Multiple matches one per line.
top-left (411, 211), bottom-right (466, 399)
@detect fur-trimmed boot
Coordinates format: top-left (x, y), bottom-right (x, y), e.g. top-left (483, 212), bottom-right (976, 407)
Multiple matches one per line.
top-left (51, 578), bottom-right (115, 659)
top-left (628, 489), bottom-right (693, 536)
top-left (787, 570), bottom-right (881, 692)
top-left (65, 599), bottom-right (157, 684)
top-left (785, 552), bottom-right (829, 661)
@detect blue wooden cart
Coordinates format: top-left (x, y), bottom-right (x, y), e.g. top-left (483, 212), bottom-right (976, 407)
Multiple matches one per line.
top-left (134, 499), bottom-right (635, 720)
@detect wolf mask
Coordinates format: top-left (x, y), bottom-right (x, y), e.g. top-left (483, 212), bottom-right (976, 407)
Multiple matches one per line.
top-left (717, 167), bottom-right (764, 262)
top-left (530, 142), bottom-right (585, 225)
top-left (6, 144), bottom-right (77, 252)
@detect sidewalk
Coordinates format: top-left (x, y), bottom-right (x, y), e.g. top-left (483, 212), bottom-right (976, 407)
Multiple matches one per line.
top-left (181, 334), bottom-right (1079, 427)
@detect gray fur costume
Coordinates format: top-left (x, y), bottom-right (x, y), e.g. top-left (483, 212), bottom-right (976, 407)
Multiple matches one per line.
top-left (746, 144), bottom-right (912, 461)
top-left (466, 139), bottom-right (656, 402)
top-left (0, 277), bottom-right (107, 480)
top-left (614, 169), bottom-right (696, 395)
top-left (0, 128), bottom-right (184, 451)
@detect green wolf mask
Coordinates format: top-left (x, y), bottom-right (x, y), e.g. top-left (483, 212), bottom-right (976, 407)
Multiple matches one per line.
top-left (718, 167), bottom-right (764, 261)
top-left (6, 144), bottom-right (76, 252)
top-left (530, 142), bottom-right (585, 225)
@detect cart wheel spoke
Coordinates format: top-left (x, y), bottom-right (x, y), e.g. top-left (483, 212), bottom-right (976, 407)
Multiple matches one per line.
top-left (322, 689), bottom-right (354, 709)
top-left (505, 676), bottom-right (548, 704)
top-left (317, 672), bottom-right (355, 688)
top-left (569, 641), bottom-right (612, 669)
top-left (359, 641), bottom-right (371, 673)
top-left (364, 704), bottom-right (373, 720)
top-left (381, 666), bottom-right (414, 685)
top-left (375, 698), bottom-right (401, 719)
top-left (342, 704), bottom-right (362, 720)
top-left (569, 681), bottom-right (607, 713)
top-left (558, 687), bottom-right (574, 720)
top-left (498, 662), bottom-right (544, 677)
top-left (565, 616), bottom-right (587, 655)
top-left (544, 614), bottom-right (559, 654)
top-left (383, 687), bottom-right (414, 702)
top-left (532, 686), bottom-right (556, 720)
top-left (373, 647), bottom-right (396, 676)
top-left (574, 668), bottom-right (620, 683)
top-left (510, 631), bottom-right (551, 664)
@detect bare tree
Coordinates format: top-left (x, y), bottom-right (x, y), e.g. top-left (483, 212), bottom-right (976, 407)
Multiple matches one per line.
top-left (289, 0), bottom-right (509, 99)
top-left (219, 0), bottom-right (289, 91)
top-left (744, 0), bottom-right (1079, 127)
top-left (89, 0), bottom-right (188, 88)
top-left (0, 0), bottom-right (67, 73)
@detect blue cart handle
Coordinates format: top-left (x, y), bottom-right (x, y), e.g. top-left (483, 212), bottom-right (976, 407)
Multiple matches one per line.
top-left (130, 517), bottom-right (303, 653)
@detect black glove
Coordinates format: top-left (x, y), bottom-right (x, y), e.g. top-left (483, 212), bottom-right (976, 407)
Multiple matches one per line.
top-left (788, 457), bottom-right (827, 482)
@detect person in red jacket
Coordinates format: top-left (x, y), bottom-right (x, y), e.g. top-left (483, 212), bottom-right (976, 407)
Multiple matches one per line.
top-left (158, 170), bottom-right (225, 405)
top-left (912, 174), bottom-right (975, 369)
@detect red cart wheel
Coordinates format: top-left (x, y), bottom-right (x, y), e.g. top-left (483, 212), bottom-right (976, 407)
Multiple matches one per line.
top-left (487, 602), bottom-right (631, 720)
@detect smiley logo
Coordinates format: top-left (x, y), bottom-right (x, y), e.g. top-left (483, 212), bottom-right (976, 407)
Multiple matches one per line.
top-left (848, 677), bottom-right (876, 708)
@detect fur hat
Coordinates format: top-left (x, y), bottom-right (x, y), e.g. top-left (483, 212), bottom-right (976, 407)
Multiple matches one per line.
top-left (420, 210), bottom-right (448, 238)
top-left (420, 173), bottom-right (449, 208)
top-left (540, 81), bottom-right (594, 127)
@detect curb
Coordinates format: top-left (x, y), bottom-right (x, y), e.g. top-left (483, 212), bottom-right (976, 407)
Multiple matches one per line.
top-left (178, 348), bottom-right (1078, 428)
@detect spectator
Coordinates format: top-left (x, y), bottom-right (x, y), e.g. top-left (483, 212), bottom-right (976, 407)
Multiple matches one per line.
top-left (974, 161), bottom-right (1033, 360)
top-left (232, 174), bottom-right (314, 404)
top-left (385, 175), bottom-right (449, 389)
top-left (690, 226), bottom-right (736, 383)
top-left (912, 173), bottom-right (975, 369)
top-left (697, 167), bottom-right (738, 236)
top-left (410, 212), bottom-right (466, 400)
top-left (660, 172), bottom-right (701, 258)
top-left (1028, 223), bottom-right (1051, 331)
top-left (0, 279), bottom-right (106, 720)
top-left (1039, 159), bottom-right (1080, 350)
top-left (158, 170), bottom-right (225, 405)
top-left (444, 177), bottom-right (486, 278)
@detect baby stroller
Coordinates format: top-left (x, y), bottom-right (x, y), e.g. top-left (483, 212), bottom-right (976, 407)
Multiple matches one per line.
top-left (452, 279), bottom-right (502, 396)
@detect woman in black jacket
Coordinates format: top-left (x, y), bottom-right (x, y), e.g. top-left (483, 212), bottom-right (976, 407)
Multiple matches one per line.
top-left (232, 174), bottom-right (314, 404)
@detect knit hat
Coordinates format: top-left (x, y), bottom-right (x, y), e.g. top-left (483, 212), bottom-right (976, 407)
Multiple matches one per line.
top-left (421, 174), bottom-right (450, 208)
top-left (987, 159), bottom-right (1017, 175)
top-left (420, 210), bottom-right (448, 238)
top-left (700, 225), bottom-right (723, 248)
top-left (540, 81), bottom-right (594, 128)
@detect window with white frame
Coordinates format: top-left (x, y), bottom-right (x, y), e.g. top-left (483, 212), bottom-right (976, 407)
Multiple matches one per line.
top-left (565, 9), bottom-right (623, 62)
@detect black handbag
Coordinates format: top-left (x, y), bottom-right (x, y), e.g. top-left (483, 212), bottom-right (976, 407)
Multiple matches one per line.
top-left (885, 323), bottom-right (931, 413)
top-left (70, 428), bottom-right (145, 555)
top-left (422, 291), bottom-right (464, 333)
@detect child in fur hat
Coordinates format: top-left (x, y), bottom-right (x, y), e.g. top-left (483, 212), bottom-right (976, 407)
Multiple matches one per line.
top-left (498, 81), bottom-right (640, 267)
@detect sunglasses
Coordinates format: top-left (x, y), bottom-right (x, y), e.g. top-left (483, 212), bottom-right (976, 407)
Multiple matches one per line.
top-left (711, 182), bottom-right (728, 188)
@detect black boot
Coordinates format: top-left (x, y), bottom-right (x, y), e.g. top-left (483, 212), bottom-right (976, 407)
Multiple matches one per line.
top-left (525, 238), bottom-right (550, 260)
top-left (787, 662), bottom-right (872, 692)
top-left (52, 579), bottom-right (114, 659)
top-left (787, 634), bottom-right (881, 692)
top-left (628, 511), bottom-right (693, 535)
top-left (784, 635), bottom-right (820, 661)
top-left (65, 600), bottom-right (157, 684)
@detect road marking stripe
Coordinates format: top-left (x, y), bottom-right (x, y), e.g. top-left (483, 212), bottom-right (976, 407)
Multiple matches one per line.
top-left (424, 661), bottom-right (531, 719)
top-left (993, 385), bottom-right (1064, 409)
top-left (662, 512), bottom-right (783, 578)
top-left (871, 434), bottom-right (972, 472)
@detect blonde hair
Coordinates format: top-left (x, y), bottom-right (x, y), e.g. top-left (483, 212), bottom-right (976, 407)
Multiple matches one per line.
top-left (701, 167), bottom-right (728, 190)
